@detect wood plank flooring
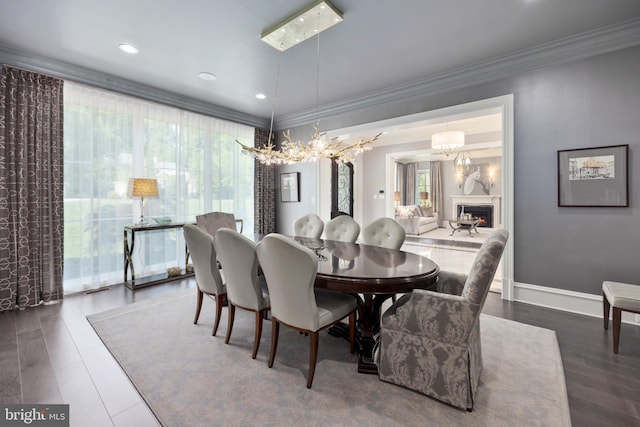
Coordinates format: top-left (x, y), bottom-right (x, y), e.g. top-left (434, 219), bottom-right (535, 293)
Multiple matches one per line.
top-left (1, 279), bottom-right (639, 426)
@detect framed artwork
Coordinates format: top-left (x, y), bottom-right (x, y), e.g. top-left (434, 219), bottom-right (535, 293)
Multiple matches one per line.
top-left (557, 144), bottom-right (628, 207)
top-left (280, 172), bottom-right (300, 202)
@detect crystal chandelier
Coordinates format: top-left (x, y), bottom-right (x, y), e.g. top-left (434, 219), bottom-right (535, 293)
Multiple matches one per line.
top-left (237, 0), bottom-right (379, 165)
top-left (237, 124), bottom-right (380, 165)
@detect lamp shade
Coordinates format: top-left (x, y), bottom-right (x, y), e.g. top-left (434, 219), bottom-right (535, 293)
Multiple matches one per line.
top-left (419, 191), bottom-right (428, 200)
top-left (127, 178), bottom-right (159, 198)
top-left (431, 130), bottom-right (465, 151)
top-left (394, 191), bottom-right (401, 201)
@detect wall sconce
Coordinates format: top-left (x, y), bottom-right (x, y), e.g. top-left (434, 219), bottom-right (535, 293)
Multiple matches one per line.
top-left (127, 178), bottom-right (159, 225)
top-left (489, 169), bottom-right (495, 187)
top-left (456, 170), bottom-right (463, 188)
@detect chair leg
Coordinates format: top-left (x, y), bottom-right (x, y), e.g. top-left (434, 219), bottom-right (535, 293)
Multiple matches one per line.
top-left (212, 294), bottom-right (224, 336)
top-left (613, 307), bottom-right (622, 354)
top-left (193, 289), bottom-right (204, 324)
top-left (603, 291), bottom-right (610, 330)
top-left (349, 311), bottom-right (356, 354)
top-left (252, 310), bottom-right (264, 359)
top-left (225, 304), bottom-right (235, 344)
top-left (268, 320), bottom-right (280, 368)
top-left (307, 331), bottom-right (319, 389)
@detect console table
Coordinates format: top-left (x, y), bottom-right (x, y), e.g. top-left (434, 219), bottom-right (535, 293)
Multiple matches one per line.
top-left (123, 223), bottom-right (194, 290)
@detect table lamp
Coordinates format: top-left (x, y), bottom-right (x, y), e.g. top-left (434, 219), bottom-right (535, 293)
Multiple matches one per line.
top-left (127, 178), bottom-right (159, 225)
top-left (419, 191), bottom-right (428, 209)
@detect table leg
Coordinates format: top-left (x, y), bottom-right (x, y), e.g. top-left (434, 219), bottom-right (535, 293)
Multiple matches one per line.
top-left (329, 293), bottom-right (392, 374)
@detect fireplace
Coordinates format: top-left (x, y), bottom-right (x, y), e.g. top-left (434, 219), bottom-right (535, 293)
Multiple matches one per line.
top-left (451, 195), bottom-right (501, 228)
top-left (457, 205), bottom-right (493, 228)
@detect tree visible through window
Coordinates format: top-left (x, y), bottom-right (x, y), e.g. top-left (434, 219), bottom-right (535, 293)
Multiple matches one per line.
top-left (63, 83), bottom-right (254, 293)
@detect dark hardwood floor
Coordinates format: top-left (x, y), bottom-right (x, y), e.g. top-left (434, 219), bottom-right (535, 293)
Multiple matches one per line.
top-left (1, 279), bottom-right (639, 426)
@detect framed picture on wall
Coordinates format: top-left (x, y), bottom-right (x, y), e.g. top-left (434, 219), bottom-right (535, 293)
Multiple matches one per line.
top-left (280, 172), bottom-right (300, 202)
top-left (557, 144), bottom-right (629, 207)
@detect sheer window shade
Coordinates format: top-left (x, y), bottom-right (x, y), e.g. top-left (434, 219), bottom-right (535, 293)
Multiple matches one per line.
top-left (63, 83), bottom-right (254, 293)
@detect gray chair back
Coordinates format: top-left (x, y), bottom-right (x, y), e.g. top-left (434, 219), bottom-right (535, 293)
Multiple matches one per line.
top-left (324, 215), bottom-right (360, 243)
top-left (214, 228), bottom-right (268, 311)
top-left (256, 234), bottom-right (320, 331)
top-left (196, 211), bottom-right (241, 237)
top-left (293, 213), bottom-right (324, 239)
top-left (362, 217), bottom-right (406, 250)
top-left (183, 224), bottom-right (225, 296)
top-left (461, 229), bottom-right (509, 307)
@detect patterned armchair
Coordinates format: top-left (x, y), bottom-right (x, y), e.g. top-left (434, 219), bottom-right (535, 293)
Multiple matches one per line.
top-left (376, 229), bottom-right (508, 410)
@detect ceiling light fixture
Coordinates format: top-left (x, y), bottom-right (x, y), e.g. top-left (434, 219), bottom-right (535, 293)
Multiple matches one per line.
top-left (431, 125), bottom-right (465, 156)
top-left (255, 93), bottom-right (267, 100)
top-left (118, 44), bottom-right (138, 54)
top-left (454, 150), bottom-right (474, 172)
top-left (260, 0), bottom-right (343, 52)
top-left (238, 0), bottom-right (380, 164)
top-left (197, 72), bottom-right (217, 81)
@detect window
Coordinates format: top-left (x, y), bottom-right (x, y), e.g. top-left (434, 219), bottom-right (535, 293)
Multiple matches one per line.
top-left (416, 161), bottom-right (431, 209)
top-left (63, 83), bottom-right (254, 293)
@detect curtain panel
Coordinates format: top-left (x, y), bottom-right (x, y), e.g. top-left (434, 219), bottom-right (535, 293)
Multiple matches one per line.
top-left (63, 83), bottom-right (254, 294)
top-left (254, 128), bottom-right (275, 234)
top-left (431, 161), bottom-right (443, 226)
top-left (405, 163), bottom-right (416, 205)
top-left (0, 65), bottom-right (64, 311)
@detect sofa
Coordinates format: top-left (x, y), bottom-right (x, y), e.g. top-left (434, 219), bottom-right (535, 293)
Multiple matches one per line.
top-left (394, 205), bottom-right (439, 235)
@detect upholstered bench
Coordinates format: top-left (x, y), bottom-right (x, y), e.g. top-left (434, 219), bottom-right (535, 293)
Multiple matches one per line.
top-left (602, 281), bottom-right (640, 353)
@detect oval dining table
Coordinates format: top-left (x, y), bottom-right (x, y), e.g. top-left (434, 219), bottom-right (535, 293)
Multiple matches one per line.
top-left (292, 236), bottom-right (440, 374)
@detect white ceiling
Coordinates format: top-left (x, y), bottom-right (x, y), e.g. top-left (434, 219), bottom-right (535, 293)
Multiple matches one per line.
top-left (1, 0), bottom-right (639, 126)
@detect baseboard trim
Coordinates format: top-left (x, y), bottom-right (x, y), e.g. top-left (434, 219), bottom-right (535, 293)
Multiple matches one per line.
top-left (512, 282), bottom-right (640, 326)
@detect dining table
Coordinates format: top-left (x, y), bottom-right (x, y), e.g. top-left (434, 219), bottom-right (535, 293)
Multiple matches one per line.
top-left (292, 236), bottom-right (440, 374)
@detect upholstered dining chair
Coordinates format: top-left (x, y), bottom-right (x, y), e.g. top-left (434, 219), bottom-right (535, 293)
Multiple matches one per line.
top-left (183, 224), bottom-right (226, 336)
top-left (293, 213), bottom-right (324, 239)
top-left (362, 217), bottom-right (406, 250)
top-left (324, 215), bottom-right (360, 243)
top-left (214, 228), bottom-right (270, 359)
top-left (375, 229), bottom-right (508, 411)
top-left (196, 211), bottom-right (243, 237)
top-left (256, 233), bottom-right (358, 389)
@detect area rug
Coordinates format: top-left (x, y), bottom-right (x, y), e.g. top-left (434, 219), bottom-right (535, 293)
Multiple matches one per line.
top-left (87, 289), bottom-right (571, 427)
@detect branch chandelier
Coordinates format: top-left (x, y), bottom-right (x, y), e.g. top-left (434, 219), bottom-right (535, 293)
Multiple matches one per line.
top-left (237, 0), bottom-right (380, 165)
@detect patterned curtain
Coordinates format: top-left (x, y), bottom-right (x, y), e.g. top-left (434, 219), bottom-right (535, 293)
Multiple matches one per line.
top-left (0, 65), bottom-right (64, 311)
top-left (254, 128), bottom-right (275, 235)
top-left (430, 161), bottom-right (443, 226)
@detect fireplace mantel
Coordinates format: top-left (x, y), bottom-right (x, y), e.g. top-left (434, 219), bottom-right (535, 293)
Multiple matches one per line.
top-left (451, 195), bottom-right (501, 227)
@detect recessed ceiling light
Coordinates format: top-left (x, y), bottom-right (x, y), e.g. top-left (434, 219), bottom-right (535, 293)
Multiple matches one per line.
top-left (255, 93), bottom-right (267, 100)
top-left (197, 72), bottom-right (217, 81)
top-left (118, 44), bottom-right (138, 54)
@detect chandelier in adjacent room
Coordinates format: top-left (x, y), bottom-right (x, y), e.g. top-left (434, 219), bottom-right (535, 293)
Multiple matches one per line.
top-left (431, 124), bottom-right (465, 156)
top-left (237, 0), bottom-right (380, 165)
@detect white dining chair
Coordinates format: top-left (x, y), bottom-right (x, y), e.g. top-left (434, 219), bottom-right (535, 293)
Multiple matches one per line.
top-left (362, 217), bottom-right (406, 250)
top-left (293, 213), bottom-right (324, 239)
top-left (256, 233), bottom-right (357, 388)
top-left (214, 228), bottom-right (270, 359)
top-left (324, 215), bottom-right (360, 243)
top-left (183, 224), bottom-right (226, 336)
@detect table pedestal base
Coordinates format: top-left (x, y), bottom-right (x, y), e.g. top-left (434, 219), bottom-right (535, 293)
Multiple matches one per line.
top-left (328, 293), bottom-right (393, 375)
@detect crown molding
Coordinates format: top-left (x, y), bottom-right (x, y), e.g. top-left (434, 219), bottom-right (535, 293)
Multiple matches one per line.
top-left (275, 17), bottom-right (640, 130)
top-left (0, 45), bottom-right (270, 129)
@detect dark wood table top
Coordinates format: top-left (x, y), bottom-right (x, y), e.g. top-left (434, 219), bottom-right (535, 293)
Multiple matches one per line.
top-left (293, 236), bottom-right (440, 294)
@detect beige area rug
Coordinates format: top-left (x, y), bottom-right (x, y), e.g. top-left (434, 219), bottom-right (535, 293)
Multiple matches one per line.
top-left (87, 289), bottom-right (571, 427)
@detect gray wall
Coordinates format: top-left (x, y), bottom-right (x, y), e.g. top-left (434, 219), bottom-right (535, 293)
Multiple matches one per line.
top-left (277, 45), bottom-right (640, 296)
